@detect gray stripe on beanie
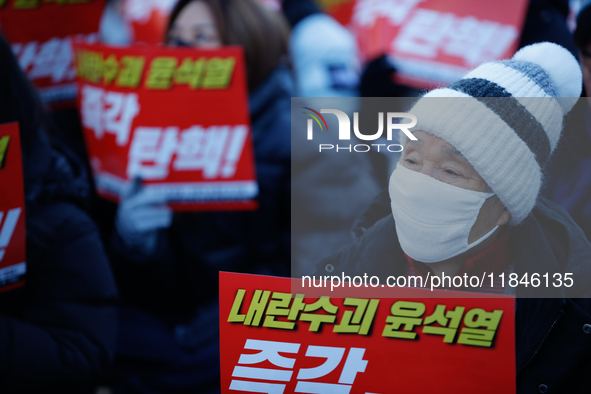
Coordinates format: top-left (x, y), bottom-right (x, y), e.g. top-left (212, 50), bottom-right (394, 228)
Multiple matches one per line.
top-left (449, 78), bottom-right (552, 166)
top-left (449, 77), bottom-right (511, 97)
top-left (499, 60), bottom-right (559, 98)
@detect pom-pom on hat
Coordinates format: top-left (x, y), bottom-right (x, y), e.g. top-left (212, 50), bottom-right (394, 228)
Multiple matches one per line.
top-left (400, 42), bottom-right (582, 225)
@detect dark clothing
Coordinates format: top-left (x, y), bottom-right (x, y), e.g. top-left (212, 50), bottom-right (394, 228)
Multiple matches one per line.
top-left (519, 0), bottom-right (578, 58)
top-left (0, 202), bottom-right (118, 393)
top-left (316, 192), bottom-right (591, 393)
top-left (543, 102), bottom-right (591, 240)
top-left (282, 0), bottom-right (320, 28)
top-left (0, 114), bottom-right (118, 394)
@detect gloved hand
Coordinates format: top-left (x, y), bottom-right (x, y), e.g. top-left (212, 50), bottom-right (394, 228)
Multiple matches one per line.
top-left (115, 178), bottom-right (172, 255)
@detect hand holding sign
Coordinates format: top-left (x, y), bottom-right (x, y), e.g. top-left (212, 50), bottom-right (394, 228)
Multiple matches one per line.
top-left (115, 177), bottom-right (172, 254)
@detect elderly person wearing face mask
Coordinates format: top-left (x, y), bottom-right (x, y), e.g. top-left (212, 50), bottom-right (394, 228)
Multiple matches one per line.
top-left (316, 42), bottom-right (591, 393)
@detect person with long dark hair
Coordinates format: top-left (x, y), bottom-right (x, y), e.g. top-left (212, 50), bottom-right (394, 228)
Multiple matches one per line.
top-left (109, 1), bottom-right (293, 392)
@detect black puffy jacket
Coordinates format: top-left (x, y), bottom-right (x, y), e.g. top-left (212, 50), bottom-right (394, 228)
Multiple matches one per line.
top-left (0, 32), bottom-right (118, 393)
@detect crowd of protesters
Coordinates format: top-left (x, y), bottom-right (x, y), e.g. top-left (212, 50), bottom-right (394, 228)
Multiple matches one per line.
top-left (1, 0), bottom-right (591, 393)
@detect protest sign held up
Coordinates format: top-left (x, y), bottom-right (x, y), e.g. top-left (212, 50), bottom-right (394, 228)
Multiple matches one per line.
top-left (0, 0), bottom-right (105, 107)
top-left (220, 272), bottom-right (516, 394)
top-left (74, 42), bottom-right (258, 211)
top-left (0, 122), bottom-right (26, 292)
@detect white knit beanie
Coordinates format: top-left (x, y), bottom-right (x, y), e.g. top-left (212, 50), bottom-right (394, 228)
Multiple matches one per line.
top-left (400, 42), bottom-right (583, 225)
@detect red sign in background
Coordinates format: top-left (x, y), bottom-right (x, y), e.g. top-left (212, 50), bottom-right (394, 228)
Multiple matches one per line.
top-left (121, 0), bottom-right (176, 45)
top-left (220, 272), bottom-right (516, 394)
top-left (0, 0), bottom-right (106, 108)
top-left (326, 0), bottom-right (529, 90)
top-left (121, 0), bottom-right (283, 46)
top-left (318, 0), bottom-right (356, 26)
top-left (74, 42), bottom-right (257, 211)
top-left (0, 122), bottom-right (26, 292)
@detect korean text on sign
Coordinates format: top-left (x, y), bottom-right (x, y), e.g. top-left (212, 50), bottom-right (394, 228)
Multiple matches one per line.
top-left (0, 0), bottom-right (106, 105)
top-left (219, 272), bottom-right (517, 394)
top-left (74, 43), bottom-right (257, 211)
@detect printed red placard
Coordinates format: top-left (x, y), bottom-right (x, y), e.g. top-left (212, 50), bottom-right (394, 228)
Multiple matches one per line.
top-left (0, 0), bottom-right (106, 108)
top-left (122, 0), bottom-right (175, 45)
top-left (0, 122), bottom-right (26, 292)
top-left (74, 42), bottom-right (257, 211)
top-left (220, 271), bottom-right (516, 394)
top-left (349, 0), bottom-right (529, 89)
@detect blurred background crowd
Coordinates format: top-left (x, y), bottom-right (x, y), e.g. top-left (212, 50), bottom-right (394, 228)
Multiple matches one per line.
top-left (1, 0), bottom-right (591, 392)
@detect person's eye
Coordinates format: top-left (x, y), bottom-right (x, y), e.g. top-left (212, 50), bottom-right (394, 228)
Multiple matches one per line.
top-left (405, 158), bottom-right (417, 165)
top-left (443, 168), bottom-right (463, 178)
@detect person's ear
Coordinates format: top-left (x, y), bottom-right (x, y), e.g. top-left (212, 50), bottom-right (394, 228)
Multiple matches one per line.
top-left (496, 208), bottom-right (511, 226)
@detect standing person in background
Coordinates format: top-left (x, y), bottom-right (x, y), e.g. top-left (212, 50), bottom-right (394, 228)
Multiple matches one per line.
top-left (109, 1), bottom-right (292, 392)
top-left (283, 0), bottom-right (360, 97)
top-left (282, 0), bottom-right (383, 276)
top-left (542, 0), bottom-right (591, 240)
top-left (0, 33), bottom-right (118, 393)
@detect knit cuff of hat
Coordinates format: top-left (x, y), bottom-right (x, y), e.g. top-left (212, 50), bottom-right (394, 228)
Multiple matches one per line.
top-left (401, 95), bottom-right (545, 226)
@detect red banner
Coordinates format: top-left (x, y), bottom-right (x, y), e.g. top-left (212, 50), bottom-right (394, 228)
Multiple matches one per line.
top-left (317, 0), bottom-right (356, 26)
top-left (349, 0), bottom-right (529, 89)
top-left (121, 0), bottom-right (176, 45)
top-left (0, 0), bottom-right (106, 108)
top-left (0, 122), bottom-right (26, 292)
top-left (73, 42), bottom-right (257, 211)
top-left (220, 272), bottom-right (516, 393)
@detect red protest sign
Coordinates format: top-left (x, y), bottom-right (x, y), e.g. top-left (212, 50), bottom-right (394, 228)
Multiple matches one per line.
top-left (73, 42), bottom-right (257, 211)
top-left (317, 0), bottom-right (356, 26)
top-left (349, 0), bottom-right (529, 89)
top-left (122, 0), bottom-right (176, 45)
top-left (0, 122), bottom-right (26, 292)
top-left (220, 272), bottom-right (516, 394)
top-left (0, 0), bottom-right (106, 108)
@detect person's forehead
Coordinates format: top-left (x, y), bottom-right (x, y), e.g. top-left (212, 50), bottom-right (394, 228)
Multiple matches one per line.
top-left (406, 132), bottom-right (464, 159)
top-left (175, 1), bottom-right (215, 25)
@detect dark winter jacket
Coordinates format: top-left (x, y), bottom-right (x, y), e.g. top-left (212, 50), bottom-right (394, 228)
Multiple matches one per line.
top-left (519, 0), bottom-right (578, 59)
top-left (543, 101), bottom-right (591, 241)
top-left (316, 191), bottom-right (591, 394)
top-left (0, 201), bottom-right (118, 393)
top-left (0, 126), bottom-right (118, 393)
top-left (111, 65), bottom-right (293, 317)
top-left (0, 31), bottom-right (118, 392)
top-left (0, 129), bottom-right (118, 393)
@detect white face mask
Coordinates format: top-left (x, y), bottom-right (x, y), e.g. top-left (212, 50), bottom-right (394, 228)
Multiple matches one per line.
top-left (388, 164), bottom-right (498, 263)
